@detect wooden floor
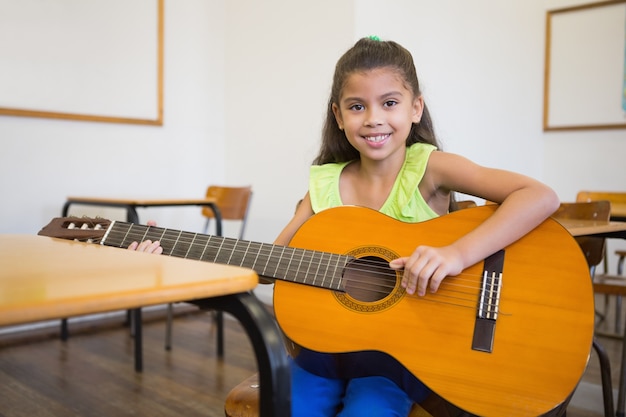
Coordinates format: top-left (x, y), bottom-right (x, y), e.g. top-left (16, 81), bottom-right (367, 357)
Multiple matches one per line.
top-left (0, 299), bottom-right (624, 417)
top-left (0, 307), bottom-right (257, 417)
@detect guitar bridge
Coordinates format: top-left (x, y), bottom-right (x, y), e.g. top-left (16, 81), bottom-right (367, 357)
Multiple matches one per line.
top-left (472, 250), bottom-right (504, 353)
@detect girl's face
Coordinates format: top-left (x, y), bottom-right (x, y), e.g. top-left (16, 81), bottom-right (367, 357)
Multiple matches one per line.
top-left (332, 67), bottom-right (423, 164)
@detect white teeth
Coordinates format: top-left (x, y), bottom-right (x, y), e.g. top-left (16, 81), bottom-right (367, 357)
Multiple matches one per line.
top-left (365, 135), bottom-right (388, 143)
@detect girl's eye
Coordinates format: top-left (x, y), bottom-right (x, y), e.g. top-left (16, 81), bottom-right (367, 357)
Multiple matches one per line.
top-left (384, 100), bottom-right (398, 107)
top-left (349, 104), bottom-right (364, 111)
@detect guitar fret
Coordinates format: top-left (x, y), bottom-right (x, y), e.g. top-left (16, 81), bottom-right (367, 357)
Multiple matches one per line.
top-left (199, 235), bottom-right (220, 263)
top-left (246, 242), bottom-right (263, 271)
top-left (301, 248), bottom-right (314, 285)
top-left (266, 245), bottom-right (285, 278)
top-left (311, 253), bottom-right (324, 285)
top-left (225, 239), bottom-right (236, 265)
top-left (261, 245), bottom-right (275, 276)
top-left (182, 232), bottom-right (197, 259)
top-left (115, 223), bottom-right (135, 248)
top-left (213, 237), bottom-right (234, 264)
top-left (227, 240), bottom-right (246, 268)
top-left (330, 253), bottom-right (343, 289)
top-left (274, 246), bottom-right (293, 280)
top-left (239, 241), bottom-right (256, 269)
top-left (187, 234), bottom-right (209, 260)
top-left (330, 253), bottom-right (344, 291)
top-left (292, 248), bottom-right (307, 284)
top-left (169, 231), bottom-right (191, 258)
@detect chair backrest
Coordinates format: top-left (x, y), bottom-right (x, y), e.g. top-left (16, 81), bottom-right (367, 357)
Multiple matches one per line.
top-left (202, 185), bottom-right (252, 238)
top-left (577, 191), bottom-right (626, 204)
top-left (577, 191), bottom-right (626, 218)
top-left (552, 201), bottom-right (611, 271)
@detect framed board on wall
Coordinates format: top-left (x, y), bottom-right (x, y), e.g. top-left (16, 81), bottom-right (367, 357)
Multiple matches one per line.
top-left (0, 0), bottom-right (163, 126)
top-left (543, 0), bottom-right (626, 131)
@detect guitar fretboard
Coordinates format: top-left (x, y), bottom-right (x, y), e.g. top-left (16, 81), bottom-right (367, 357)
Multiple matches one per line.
top-left (101, 221), bottom-right (350, 291)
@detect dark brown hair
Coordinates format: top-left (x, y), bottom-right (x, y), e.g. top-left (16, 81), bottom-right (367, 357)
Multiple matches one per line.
top-left (313, 37), bottom-right (441, 165)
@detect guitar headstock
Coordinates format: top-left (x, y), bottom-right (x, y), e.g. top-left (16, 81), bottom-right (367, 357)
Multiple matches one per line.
top-left (38, 217), bottom-right (112, 242)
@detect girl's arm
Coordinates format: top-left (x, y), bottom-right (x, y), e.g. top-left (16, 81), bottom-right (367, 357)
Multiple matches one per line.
top-left (392, 151), bottom-right (560, 296)
top-left (274, 192), bottom-right (315, 245)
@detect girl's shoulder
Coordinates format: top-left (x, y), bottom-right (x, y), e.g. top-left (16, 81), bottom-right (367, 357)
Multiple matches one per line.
top-left (406, 142), bottom-right (437, 161)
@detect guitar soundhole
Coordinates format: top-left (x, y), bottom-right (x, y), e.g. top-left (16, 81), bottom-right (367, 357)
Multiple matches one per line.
top-left (343, 256), bottom-right (397, 302)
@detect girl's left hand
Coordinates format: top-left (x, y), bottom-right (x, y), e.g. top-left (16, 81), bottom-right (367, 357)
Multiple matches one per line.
top-left (389, 245), bottom-right (464, 296)
top-left (126, 220), bottom-right (163, 254)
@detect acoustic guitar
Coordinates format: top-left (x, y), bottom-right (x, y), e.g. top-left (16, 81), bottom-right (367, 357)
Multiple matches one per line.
top-left (38, 205), bottom-right (594, 417)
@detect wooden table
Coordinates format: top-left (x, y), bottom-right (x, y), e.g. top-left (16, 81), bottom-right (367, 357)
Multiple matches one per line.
top-left (560, 219), bottom-right (626, 239)
top-left (558, 219), bottom-right (626, 417)
top-left (62, 197), bottom-right (223, 234)
top-left (0, 234), bottom-right (290, 417)
top-left (60, 196), bottom-right (225, 347)
top-left (611, 205), bottom-right (626, 222)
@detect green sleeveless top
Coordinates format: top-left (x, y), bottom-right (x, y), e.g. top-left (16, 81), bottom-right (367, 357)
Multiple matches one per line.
top-left (309, 143), bottom-right (439, 222)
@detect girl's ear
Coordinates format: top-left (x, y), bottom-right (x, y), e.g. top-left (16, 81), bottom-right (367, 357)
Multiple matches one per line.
top-left (412, 95), bottom-right (424, 124)
top-left (332, 103), bottom-right (344, 130)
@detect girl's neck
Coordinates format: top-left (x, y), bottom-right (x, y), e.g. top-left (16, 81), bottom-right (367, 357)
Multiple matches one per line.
top-left (339, 147), bottom-right (406, 210)
top-left (356, 146), bottom-right (406, 182)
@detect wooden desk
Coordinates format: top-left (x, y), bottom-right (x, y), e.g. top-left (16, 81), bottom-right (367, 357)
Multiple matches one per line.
top-left (60, 196), bottom-right (224, 345)
top-left (576, 191), bottom-right (626, 222)
top-left (0, 234), bottom-right (290, 417)
top-left (559, 219), bottom-right (626, 239)
top-left (62, 197), bottom-right (223, 235)
top-left (611, 205), bottom-right (626, 222)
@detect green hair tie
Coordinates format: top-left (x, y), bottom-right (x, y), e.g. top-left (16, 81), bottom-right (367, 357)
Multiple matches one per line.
top-left (368, 35), bottom-right (381, 41)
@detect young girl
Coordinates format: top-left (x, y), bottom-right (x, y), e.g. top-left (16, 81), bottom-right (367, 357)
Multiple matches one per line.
top-left (130, 37), bottom-right (560, 417)
top-left (271, 37), bottom-right (559, 417)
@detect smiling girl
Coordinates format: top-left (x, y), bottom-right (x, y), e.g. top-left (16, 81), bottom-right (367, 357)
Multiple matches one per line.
top-left (273, 37), bottom-right (559, 417)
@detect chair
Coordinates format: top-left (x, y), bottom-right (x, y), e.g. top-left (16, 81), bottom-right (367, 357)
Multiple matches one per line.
top-left (201, 185), bottom-right (253, 237)
top-left (452, 199), bottom-right (477, 211)
top-left (577, 191), bottom-right (626, 333)
top-left (224, 373), bottom-right (456, 417)
top-left (551, 201), bottom-right (614, 417)
top-left (165, 185), bottom-right (253, 354)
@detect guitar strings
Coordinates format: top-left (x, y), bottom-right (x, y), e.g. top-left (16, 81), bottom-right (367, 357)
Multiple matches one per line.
top-left (97, 224), bottom-right (499, 311)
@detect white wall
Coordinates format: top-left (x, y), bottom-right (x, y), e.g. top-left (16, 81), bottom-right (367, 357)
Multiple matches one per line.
top-left (2, 0), bottom-right (625, 267)
top-left (355, 0), bottom-right (547, 176)
top-left (0, 0), bottom-right (226, 235)
top-left (542, 0), bottom-right (626, 200)
top-left (223, 0), bottom-right (355, 243)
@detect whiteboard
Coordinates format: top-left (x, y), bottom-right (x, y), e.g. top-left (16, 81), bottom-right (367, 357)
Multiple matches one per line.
top-left (0, 0), bottom-right (163, 125)
top-left (544, 0), bottom-right (626, 131)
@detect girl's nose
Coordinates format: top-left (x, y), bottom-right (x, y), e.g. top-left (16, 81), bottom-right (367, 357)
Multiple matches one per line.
top-left (364, 109), bottom-right (383, 127)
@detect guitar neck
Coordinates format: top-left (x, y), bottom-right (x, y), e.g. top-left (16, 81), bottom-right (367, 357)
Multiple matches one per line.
top-left (102, 221), bottom-right (349, 292)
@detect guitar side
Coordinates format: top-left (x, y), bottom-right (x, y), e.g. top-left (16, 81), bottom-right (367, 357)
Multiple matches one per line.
top-left (273, 205), bottom-right (594, 417)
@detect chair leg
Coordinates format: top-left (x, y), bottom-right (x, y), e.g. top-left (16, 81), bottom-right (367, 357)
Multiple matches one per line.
top-left (216, 310), bottom-right (224, 357)
top-left (592, 338), bottom-right (615, 417)
top-left (615, 255), bottom-right (626, 335)
top-left (60, 318), bottom-right (69, 341)
top-left (132, 308), bottom-right (143, 372)
top-left (617, 296), bottom-right (623, 334)
top-left (165, 303), bottom-right (174, 350)
top-left (165, 303), bottom-right (224, 357)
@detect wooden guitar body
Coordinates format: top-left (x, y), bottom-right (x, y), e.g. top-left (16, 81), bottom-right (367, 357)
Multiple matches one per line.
top-left (274, 205), bottom-right (594, 417)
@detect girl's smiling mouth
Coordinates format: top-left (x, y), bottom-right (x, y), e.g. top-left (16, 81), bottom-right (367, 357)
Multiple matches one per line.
top-left (363, 134), bottom-right (390, 143)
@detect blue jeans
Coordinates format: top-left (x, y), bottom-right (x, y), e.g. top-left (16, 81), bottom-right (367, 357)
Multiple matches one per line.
top-left (291, 360), bottom-right (414, 417)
